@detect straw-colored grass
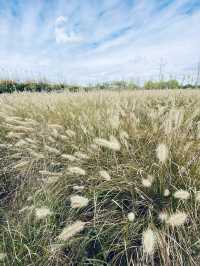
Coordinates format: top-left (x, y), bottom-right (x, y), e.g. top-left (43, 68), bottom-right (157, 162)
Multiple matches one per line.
top-left (1, 90), bottom-right (200, 265)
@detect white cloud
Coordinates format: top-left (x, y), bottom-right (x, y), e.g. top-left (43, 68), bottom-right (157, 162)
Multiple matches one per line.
top-left (55, 16), bottom-right (67, 26)
top-left (54, 15), bottom-right (82, 44)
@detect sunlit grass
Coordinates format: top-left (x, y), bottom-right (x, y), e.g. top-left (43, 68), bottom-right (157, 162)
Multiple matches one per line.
top-left (1, 90), bottom-right (200, 265)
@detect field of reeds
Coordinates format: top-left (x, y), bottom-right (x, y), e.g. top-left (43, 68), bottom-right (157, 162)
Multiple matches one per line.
top-left (1, 90), bottom-right (200, 265)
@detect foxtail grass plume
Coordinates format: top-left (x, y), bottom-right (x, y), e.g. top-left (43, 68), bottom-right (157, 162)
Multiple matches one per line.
top-left (90, 143), bottom-right (99, 151)
top-left (58, 220), bottom-right (85, 241)
top-left (51, 128), bottom-right (59, 138)
top-left (61, 154), bottom-right (77, 161)
top-left (49, 243), bottom-right (64, 253)
top-left (74, 151), bottom-right (89, 160)
top-left (68, 167), bottom-right (86, 176)
top-left (48, 124), bottom-right (64, 131)
top-left (142, 175), bottom-right (154, 188)
top-left (4, 115), bottom-right (22, 123)
top-left (142, 228), bottom-right (156, 255)
top-left (164, 189), bottom-right (170, 197)
top-left (127, 212), bottom-right (135, 222)
top-left (119, 130), bottom-right (129, 140)
top-left (110, 114), bottom-right (120, 129)
top-left (173, 190), bottom-right (190, 200)
top-left (0, 253), bottom-right (6, 261)
top-left (15, 139), bottom-right (27, 147)
top-left (158, 212), bottom-right (168, 222)
top-left (0, 144), bottom-right (8, 148)
top-left (44, 176), bottom-right (60, 184)
top-left (156, 143), bottom-right (169, 163)
top-left (25, 138), bottom-right (36, 144)
top-left (73, 185), bottom-right (85, 192)
top-left (27, 149), bottom-right (44, 160)
top-left (44, 145), bottom-right (60, 155)
top-left (35, 207), bottom-right (52, 220)
top-left (59, 135), bottom-right (68, 141)
top-left (65, 129), bottom-right (76, 137)
top-left (119, 130), bottom-right (129, 146)
top-left (195, 191), bottom-right (200, 202)
top-left (10, 125), bottom-right (34, 133)
top-left (6, 132), bottom-right (24, 139)
top-left (48, 136), bottom-right (55, 143)
top-left (70, 195), bottom-right (89, 208)
top-left (99, 170), bottom-right (111, 181)
top-left (166, 212), bottom-right (188, 227)
top-left (94, 136), bottom-right (121, 151)
top-left (19, 205), bottom-right (34, 214)
top-left (10, 153), bottom-right (22, 159)
top-left (39, 170), bottom-right (62, 177)
top-left (13, 161), bottom-right (29, 169)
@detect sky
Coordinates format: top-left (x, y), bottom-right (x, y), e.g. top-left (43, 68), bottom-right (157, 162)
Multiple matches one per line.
top-left (0, 0), bottom-right (199, 84)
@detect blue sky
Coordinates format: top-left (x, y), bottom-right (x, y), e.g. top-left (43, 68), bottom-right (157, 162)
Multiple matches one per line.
top-left (0, 0), bottom-right (199, 84)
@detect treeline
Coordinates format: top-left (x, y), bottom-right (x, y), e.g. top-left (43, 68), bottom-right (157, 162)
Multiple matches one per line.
top-left (0, 80), bottom-right (71, 93)
top-left (0, 79), bottom-right (199, 93)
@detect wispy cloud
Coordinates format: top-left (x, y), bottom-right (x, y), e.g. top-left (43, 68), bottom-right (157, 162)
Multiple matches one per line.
top-left (0, 0), bottom-right (199, 83)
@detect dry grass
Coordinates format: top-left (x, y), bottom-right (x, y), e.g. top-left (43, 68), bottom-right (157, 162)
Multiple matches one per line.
top-left (0, 90), bottom-right (200, 265)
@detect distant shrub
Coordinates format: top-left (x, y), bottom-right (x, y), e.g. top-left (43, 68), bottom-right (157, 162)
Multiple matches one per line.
top-left (144, 80), bottom-right (180, 90)
top-left (0, 80), bottom-right (66, 93)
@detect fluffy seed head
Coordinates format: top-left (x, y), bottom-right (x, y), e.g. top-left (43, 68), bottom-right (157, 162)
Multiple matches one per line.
top-left (35, 207), bottom-right (52, 220)
top-left (159, 212), bottom-right (168, 222)
top-left (164, 189), bottom-right (170, 197)
top-left (48, 136), bottom-right (55, 143)
top-left (89, 143), bottom-right (99, 151)
top-left (166, 212), bottom-right (188, 227)
top-left (44, 145), bottom-right (60, 155)
top-left (73, 185), bottom-right (85, 192)
top-left (70, 195), bottom-right (89, 208)
top-left (74, 151), bottom-right (89, 160)
top-left (110, 114), bottom-right (120, 129)
top-left (94, 137), bottom-right (121, 151)
top-left (10, 125), bottom-right (34, 133)
top-left (156, 143), bottom-right (169, 163)
top-left (142, 228), bottom-right (156, 255)
top-left (27, 149), bottom-right (44, 160)
top-left (19, 205), bottom-right (34, 214)
top-left (39, 170), bottom-right (62, 177)
top-left (59, 135), bottom-right (68, 141)
top-left (0, 253), bottom-right (6, 261)
top-left (58, 220), bottom-right (85, 241)
top-left (127, 212), bottom-right (135, 222)
top-left (99, 170), bottom-right (111, 181)
top-left (195, 191), bottom-right (200, 202)
top-left (49, 243), bottom-right (64, 253)
top-left (65, 129), bottom-right (76, 137)
top-left (15, 139), bottom-right (27, 147)
top-left (173, 190), bottom-right (190, 200)
top-left (61, 154), bottom-right (77, 161)
top-left (142, 175), bottom-right (154, 188)
top-left (44, 176), bottom-right (60, 184)
top-left (51, 128), bottom-right (59, 138)
top-left (13, 161), bottom-right (29, 169)
top-left (6, 132), bottom-right (24, 139)
top-left (68, 167), bottom-right (86, 175)
top-left (119, 130), bottom-right (129, 139)
top-left (48, 124), bottom-right (64, 131)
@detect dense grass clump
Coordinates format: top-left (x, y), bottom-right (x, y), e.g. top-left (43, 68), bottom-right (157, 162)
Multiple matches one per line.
top-left (1, 90), bottom-right (200, 265)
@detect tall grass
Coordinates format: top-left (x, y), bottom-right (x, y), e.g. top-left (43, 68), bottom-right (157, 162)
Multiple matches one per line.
top-left (1, 90), bottom-right (200, 265)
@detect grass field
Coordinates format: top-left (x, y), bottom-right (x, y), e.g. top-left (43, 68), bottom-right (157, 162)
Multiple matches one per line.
top-left (1, 90), bottom-right (200, 265)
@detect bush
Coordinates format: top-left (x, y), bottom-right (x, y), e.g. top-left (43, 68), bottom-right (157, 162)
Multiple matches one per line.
top-left (144, 80), bottom-right (180, 90)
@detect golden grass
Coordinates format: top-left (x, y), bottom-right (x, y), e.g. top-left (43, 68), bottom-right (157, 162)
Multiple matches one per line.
top-left (1, 89), bottom-right (200, 265)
